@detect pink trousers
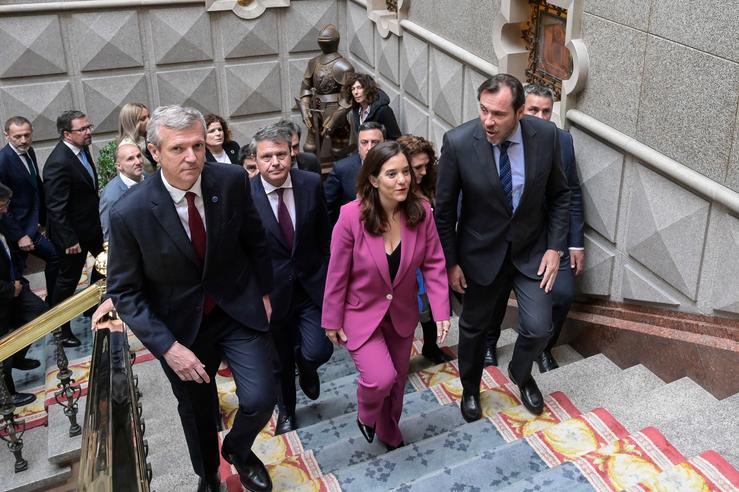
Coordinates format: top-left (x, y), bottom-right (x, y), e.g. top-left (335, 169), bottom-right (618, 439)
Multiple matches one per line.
top-left (349, 316), bottom-right (414, 447)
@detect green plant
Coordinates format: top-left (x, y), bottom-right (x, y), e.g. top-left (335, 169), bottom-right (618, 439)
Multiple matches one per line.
top-left (96, 140), bottom-right (118, 190)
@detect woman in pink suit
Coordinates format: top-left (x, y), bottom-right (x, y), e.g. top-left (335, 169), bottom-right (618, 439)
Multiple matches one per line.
top-left (322, 141), bottom-right (451, 449)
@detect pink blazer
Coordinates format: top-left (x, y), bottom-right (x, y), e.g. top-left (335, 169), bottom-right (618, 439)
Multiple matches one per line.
top-left (322, 199), bottom-right (450, 351)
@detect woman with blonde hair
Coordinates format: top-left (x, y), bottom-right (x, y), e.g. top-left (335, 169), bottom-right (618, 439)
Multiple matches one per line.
top-left (118, 102), bottom-right (155, 174)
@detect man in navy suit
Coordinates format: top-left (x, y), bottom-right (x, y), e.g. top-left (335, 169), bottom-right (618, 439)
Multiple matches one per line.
top-left (275, 120), bottom-right (322, 175)
top-left (250, 125), bottom-right (333, 435)
top-left (484, 84), bottom-right (584, 372)
top-left (99, 142), bottom-right (144, 242)
top-left (323, 121), bottom-right (385, 224)
top-left (0, 116), bottom-right (59, 303)
top-left (107, 106), bottom-right (275, 492)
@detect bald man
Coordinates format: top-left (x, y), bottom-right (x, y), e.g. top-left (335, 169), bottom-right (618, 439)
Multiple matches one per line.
top-left (99, 143), bottom-right (144, 242)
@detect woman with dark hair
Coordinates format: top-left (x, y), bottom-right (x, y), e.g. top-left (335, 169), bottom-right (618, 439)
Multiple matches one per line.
top-left (322, 141), bottom-right (450, 450)
top-left (397, 134), bottom-right (451, 365)
top-left (342, 73), bottom-right (401, 143)
top-left (204, 113), bottom-right (240, 164)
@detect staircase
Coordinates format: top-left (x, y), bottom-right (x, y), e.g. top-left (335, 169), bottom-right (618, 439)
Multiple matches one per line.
top-left (3, 322), bottom-right (738, 491)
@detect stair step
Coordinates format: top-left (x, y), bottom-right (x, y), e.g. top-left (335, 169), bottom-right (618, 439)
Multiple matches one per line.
top-left (2, 426), bottom-right (71, 492)
top-left (624, 450), bottom-right (739, 491)
top-left (536, 353), bottom-right (621, 402)
top-left (566, 364), bottom-right (665, 413)
top-left (46, 395), bottom-right (84, 464)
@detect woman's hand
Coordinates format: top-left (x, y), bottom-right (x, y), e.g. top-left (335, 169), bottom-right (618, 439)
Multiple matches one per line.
top-left (436, 320), bottom-right (451, 344)
top-left (325, 328), bottom-right (347, 346)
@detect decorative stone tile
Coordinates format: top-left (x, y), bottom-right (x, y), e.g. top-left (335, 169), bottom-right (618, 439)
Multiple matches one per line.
top-left (636, 35), bottom-right (739, 183)
top-left (621, 263), bottom-right (680, 306)
top-left (1, 81), bottom-right (73, 141)
top-left (347, 0), bottom-right (374, 66)
top-left (70, 11), bottom-right (143, 72)
top-left (225, 61), bottom-right (282, 117)
top-left (157, 68), bottom-right (219, 116)
top-left (82, 74), bottom-right (149, 134)
top-left (0, 15), bottom-right (66, 78)
top-left (377, 32), bottom-right (400, 85)
top-left (400, 32), bottom-right (429, 106)
top-left (576, 231), bottom-right (616, 297)
top-left (149, 7), bottom-right (213, 65)
top-left (430, 119), bottom-right (451, 151)
top-left (570, 126), bottom-right (624, 243)
top-left (382, 83), bottom-right (400, 118)
top-left (649, 0), bottom-right (739, 63)
top-left (217, 9), bottom-right (279, 59)
top-left (463, 68), bottom-right (488, 122)
top-left (625, 165), bottom-right (709, 300)
top-left (711, 213), bottom-right (739, 314)
top-left (431, 48), bottom-right (463, 127)
top-left (230, 117), bottom-right (282, 146)
top-left (583, 0), bottom-right (653, 31)
top-left (401, 97), bottom-right (428, 139)
top-left (289, 57), bottom-right (313, 111)
top-left (283, 0), bottom-right (338, 54)
top-left (577, 13), bottom-right (647, 137)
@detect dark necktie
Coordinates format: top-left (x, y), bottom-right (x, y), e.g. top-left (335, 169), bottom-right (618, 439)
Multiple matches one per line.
top-left (276, 188), bottom-right (294, 251)
top-left (185, 192), bottom-right (215, 314)
top-left (497, 141), bottom-right (513, 209)
top-left (19, 152), bottom-right (37, 180)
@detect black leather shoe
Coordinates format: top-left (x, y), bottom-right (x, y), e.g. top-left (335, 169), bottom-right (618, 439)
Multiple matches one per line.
top-left (357, 418), bottom-right (375, 443)
top-left (197, 473), bottom-right (223, 492)
top-left (275, 411), bottom-right (297, 435)
top-left (507, 364), bottom-right (544, 415)
top-left (11, 392), bottom-right (36, 407)
top-left (222, 450), bottom-right (272, 492)
top-left (421, 344), bottom-right (452, 364)
top-left (296, 354), bottom-right (320, 401)
top-left (13, 358), bottom-right (41, 371)
top-left (536, 350), bottom-right (559, 373)
top-left (61, 334), bottom-right (81, 348)
top-left (381, 439), bottom-right (405, 451)
top-left (460, 392), bottom-right (482, 422)
top-left (483, 346), bottom-right (498, 367)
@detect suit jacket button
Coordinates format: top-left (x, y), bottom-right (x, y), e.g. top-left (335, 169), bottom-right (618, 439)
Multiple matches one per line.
top-left (386, 294), bottom-right (393, 300)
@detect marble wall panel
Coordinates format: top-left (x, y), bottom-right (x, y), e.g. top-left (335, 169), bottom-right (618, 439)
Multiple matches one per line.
top-left (400, 32), bottom-right (429, 106)
top-left (621, 262), bottom-right (680, 306)
top-left (225, 62), bottom-right (282, 117)
top-left (430, 118), bottom-right (452, 151)
top-left (462, 68), bottom-right (488, 123)
top-left (0, 15), bottom-right (67, 78)
top-left (576, 231), bottom-right (616, 297)
top-left (636, 36), bottom-right (739, 184)
top-left (711, 213), bottom-right (739, 314)
top-left (346, 0), bottom-right (374, 66)
top-left (157, 68), bottom-right (220, 116)
top-left (430, 48), bottom-right (464, 127)
top-left (377, 32), bottom-right (400, 86)
top-left (401, 97), bottom-right (429, 139)
top-left (726, 108), bottom-right (739, 193)
top-left (1, 81), bottom-right (73, 141)
top-left (582, 0), bottom-right (652, 30)
top-left (150, 7), bottom-right (213, 65)
top-left (82, 74), bottom-right (149, 134)
top-left (284, 0), bottom-right (338, 54)
top-left (218, 9), bottom-right (279, 59)
top-left (230, 117), bottom-right (282, 146)
top-left (71, 11), bottom-right (144, 72)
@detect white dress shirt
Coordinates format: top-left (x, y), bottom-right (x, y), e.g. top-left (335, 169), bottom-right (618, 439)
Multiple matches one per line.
top-left (119, 173), bottom-right (141, 188)
top-left (260, 174), bottom-right (296, 229)
top-left (160, 172), bottom-right (206, 239)
top-left (211, 150), bottom-right (231, 164)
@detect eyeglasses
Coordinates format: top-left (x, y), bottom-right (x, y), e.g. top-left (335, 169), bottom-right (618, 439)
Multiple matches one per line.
top-left (69, 125), bottom-right (94, 133)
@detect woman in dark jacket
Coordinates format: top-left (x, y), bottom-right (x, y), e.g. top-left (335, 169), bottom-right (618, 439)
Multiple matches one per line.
top-left (204, 113), bottom-right (240, 164)
top-left (343, 73), bottom-right (401, 144)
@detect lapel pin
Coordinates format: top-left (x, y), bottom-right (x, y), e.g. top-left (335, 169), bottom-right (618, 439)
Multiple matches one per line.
top-left (211, 196), bottom-right (219, 203)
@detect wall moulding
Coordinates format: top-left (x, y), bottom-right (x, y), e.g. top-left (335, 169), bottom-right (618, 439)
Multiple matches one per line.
top-left (0, 0), bottom-right (203, 14)
top-left (206, 0), bottom-right (289, 20)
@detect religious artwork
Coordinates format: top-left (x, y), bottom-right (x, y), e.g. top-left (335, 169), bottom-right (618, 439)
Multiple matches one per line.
top-left (524, 0), bottom-right (572, 99)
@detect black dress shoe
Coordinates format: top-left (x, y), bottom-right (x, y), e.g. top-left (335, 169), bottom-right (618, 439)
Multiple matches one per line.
top-left (536, 350), bottom-right (559, 373)
top-left (507, 364), bottom-right (544, 415)
top-left (380, 439), bottom-right (405, 451)
top-left (222, 450), bottom-right (272, 492)
top-left (421, 344), bottom-right (452, 364)
top-left (357, 418), bottom-right (375, 443)
top-left (296, 354), bottom-right (320, 401)
top-left (483, 346), bottom-right (498, 367)
top-left (13, 358), bottom-right (41, 371)
top-left (11, 392), bottom-right (36, 407)
top-left (460, 392), bottom-right (482, 422)
top-left (61, 334), bottom-right (81, 348)
top-left (197, 473), bottom-right (223, 492)
top-left (275, 411), bottom-right (297, 435)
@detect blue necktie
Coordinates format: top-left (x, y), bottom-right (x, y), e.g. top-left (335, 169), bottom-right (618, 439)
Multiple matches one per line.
top-left (78, 149), bottom-right (95, 182)
top-left (497, 141), bottom-right (513, 209)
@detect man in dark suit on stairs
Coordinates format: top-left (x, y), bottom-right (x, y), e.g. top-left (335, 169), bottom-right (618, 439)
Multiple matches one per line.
top-left (250, 125), bottom-right (333, 435)
top-left (0, 116), bottom-right (59, 303)
top-left (435, 74), bottom-right (570, 418)
top-left (43, 110), bottom-right (104, 348)
top-left (107, 105), bottom-right (276, 492)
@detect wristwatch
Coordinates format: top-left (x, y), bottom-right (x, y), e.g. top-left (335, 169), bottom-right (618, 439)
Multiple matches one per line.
top-left (556, 250), bottom-right (564, 258)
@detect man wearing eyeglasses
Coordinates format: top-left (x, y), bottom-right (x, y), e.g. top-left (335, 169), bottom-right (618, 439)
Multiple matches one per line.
top-left (43, 110), bottom-right (104, 347)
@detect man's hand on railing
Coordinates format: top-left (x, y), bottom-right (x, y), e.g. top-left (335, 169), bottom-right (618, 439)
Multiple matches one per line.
top-left (91, 298), bottom-right (125, 333)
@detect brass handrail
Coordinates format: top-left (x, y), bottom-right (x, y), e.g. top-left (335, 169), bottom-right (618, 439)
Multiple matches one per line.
top-left (0, 281), bottom-right (106, 363)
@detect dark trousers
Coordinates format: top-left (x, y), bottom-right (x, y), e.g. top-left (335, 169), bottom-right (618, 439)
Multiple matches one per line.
top-left (486, 254), bottom-right (575, 352)
top-left (16, 231), bottom-right (59, 303)
top-left (50, 237), bottom-right (103, 338)
top-left (160, 307), bottom-right (276, 478)
top-left (1, 283), bottom-right (48, 394)
top-left (458, 256), bottom-right (553, 394)
top-left (270, 286), bottom-right (333, 414)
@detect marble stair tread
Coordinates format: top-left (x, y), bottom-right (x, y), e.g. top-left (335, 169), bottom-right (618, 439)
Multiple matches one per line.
top-left (658, 392), bottom-right (739, 468)
top-left (46, 395), bottom-right (84, 464)
top-left (566, 364), bottom-right (665, 414)
top-left (2, 426), bottom-right (71, 492)
top-left (535, 352), bottom-right (621, 400)
top-left (607, 376), bottom-right (721, 433)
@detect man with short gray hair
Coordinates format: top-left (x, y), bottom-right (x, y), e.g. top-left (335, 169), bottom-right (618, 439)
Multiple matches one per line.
top-left (274, 119), bottom-right (321, 174)
top-left (107, 105), bottom-right (276, 492)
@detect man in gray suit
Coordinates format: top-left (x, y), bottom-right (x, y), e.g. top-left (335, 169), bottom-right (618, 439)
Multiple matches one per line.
top-left (435, 74), bottom-right (570, 418)
top-left (99, 143), bottom-right (144, 242)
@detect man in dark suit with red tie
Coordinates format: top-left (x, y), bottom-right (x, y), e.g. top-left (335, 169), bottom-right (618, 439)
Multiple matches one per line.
top-left (0, 116), bottom-right (59, 305)
top-left (107, 106), bottom-right (276, 492)
top-left (249, 125), bottom-right (333, 435)
top-left (43, 110), bottom-right (104, 347)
